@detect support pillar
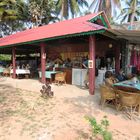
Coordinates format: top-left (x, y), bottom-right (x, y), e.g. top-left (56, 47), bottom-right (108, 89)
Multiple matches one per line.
top-left (12, 47), bottom-right (16, 78)
top-left (115, 45), bottom-right (120, 73)
top-left (40, 43), bottom-right (46, 84)
top-left (89, 35), bottom-right (96, 95)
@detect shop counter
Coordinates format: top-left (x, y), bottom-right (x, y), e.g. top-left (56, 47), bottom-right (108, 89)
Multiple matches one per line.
top-left (72, 68), bottom-right (87, 86)
top-left (38, 71), bottom-right (60, 79)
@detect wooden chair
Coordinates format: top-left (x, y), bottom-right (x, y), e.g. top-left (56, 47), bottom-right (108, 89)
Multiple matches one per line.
top-left (3, 68), bottom-right (10, 77)
top-left (55, 72), bottom-right (66, 85)
top-left (99, 84), bottom-right (116, 109)
top-left (117, 90), bottom-right (139, 119)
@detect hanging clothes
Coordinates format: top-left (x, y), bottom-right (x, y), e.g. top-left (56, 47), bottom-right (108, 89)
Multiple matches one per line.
top-left (130, 48), bottom-right (137, 66)
top-left (137, 52), bottom-right (140, 71)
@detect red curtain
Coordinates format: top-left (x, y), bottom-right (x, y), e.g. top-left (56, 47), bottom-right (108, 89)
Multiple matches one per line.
top-left (130, 49), bottom-right (137, 66)
top-left (137, 52), bottom-right (140, 71)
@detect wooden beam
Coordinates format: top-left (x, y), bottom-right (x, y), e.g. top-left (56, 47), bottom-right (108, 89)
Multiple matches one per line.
top-left (89, 35), bottom-right (95, 95)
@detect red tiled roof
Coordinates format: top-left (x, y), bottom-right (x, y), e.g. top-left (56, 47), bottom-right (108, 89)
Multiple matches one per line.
top-left (0, 11), bottom-right (109, 47)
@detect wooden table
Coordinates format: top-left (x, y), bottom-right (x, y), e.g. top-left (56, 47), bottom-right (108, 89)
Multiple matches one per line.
top-left (10, 69), bottom-right (30, 78)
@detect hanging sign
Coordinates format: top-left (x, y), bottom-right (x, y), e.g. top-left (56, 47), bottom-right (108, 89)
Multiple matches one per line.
top-left (88, 60), bottom-right (93, 68)
top-left (42, 53), bottom-right (46, 59)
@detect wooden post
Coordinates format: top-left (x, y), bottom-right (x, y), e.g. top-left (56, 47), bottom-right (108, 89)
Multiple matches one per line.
top-left (89, 35), bottom-right (96, 95)
top-left (40, 43), bottom-right (46, 84)
top-left (115, 45), bottom-right (120, 73)
top-left (12, 47), bottom-right (16, 78)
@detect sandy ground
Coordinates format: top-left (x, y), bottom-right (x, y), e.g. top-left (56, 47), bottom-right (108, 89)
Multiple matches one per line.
top-left (0, 77), bottom-right (140, 140)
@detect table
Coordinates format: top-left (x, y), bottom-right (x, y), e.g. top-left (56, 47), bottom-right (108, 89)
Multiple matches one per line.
top-left (113, 80), bottom-right (140, 92)
top-left (0, 67), bottom-right (4, 73)
top-left (39, 71), bottom-right (61, 83)
top-left (10, 69), bottom-right (30, 75)
top-left (114, 80), bottom-right (140, 114)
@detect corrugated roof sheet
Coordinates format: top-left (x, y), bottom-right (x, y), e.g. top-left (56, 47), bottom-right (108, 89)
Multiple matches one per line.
top-left (0, 11), bottom-right (108, 47)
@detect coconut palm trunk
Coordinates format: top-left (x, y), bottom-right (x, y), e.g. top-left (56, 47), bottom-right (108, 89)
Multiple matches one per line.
top-left (130, 0), bottom-right (136, 28)
top-left (60, 1), bottom-right (65, 21)
top-left (90, 0), bottom-right (120, 19)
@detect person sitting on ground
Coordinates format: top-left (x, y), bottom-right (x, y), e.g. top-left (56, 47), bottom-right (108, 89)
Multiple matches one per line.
top-left (104, 71), bottom-right (117, 88)
top-left (116, 69), bottom-right (127, 82)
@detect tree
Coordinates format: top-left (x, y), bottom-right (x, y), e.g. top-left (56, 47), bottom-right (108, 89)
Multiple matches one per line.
top-left (0, 0), bottom-right (58, 36)
top-left (56, 0), bottom-right (88, 20)
top-left (0, 0), bottom-right (18, 21)
top-left (89, 0), bottom-right (121, 19)
top-left (119, 0), bottom-right (140, 25)
top-left (28, 0), bottom-right (58, 27)
top-left (0, 0), bottom-right (29, 37)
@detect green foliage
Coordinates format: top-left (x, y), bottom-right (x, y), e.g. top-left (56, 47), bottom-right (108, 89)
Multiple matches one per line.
top-left (119, 0), bottom-right (140, 23)
top-left (85, 116), bottom-right (112, 140)
top-left (0, 54), bottom-right (11, 61)
top-left (0, 0), bottom-right (27, 37)
top-left (56, 0), bottom-right (88, 20)
top-left (0, 0), bottom-right (18, 21)
top-left (28, 0), bottom-right (58, 26)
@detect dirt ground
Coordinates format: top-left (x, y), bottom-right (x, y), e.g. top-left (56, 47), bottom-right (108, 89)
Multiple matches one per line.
top-left (0, 78), bottom-right (140, 140)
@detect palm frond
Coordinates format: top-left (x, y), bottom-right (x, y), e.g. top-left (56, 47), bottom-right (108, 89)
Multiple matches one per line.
top-left (77, 0), bottom-right (88, 7)
top-left (121, 14), bottom-right (128, 23)
top-left (0, 1), bottom-right (8, 6)
top-left (89, 0), bottom-right (97, 10)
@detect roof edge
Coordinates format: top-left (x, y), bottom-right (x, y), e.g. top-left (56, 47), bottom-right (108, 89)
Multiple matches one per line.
top-left (0, 29), bottom-right (105, 49)
top-left (88, 11), bottom-right (111, 29)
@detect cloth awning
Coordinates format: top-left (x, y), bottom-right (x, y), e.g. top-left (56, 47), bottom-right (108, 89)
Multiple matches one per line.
top-left (108, 29), bottom-right (140, 44)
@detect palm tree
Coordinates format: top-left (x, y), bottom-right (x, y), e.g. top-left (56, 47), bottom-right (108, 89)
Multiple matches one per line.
top-left (28, 0), bottom-right (58, 26)
top-left (0, 0), bottom-right (18, 21)
top-left (0, 0), bottom-right (29, 36)
top-left (56, 0), bottom-right (89, 20)
top-left (119, 0), bottom-right (140, 26)
top-left (16, 0), bottom-right (30, 21)
top-left (89, 0), bottom-right (121, 19)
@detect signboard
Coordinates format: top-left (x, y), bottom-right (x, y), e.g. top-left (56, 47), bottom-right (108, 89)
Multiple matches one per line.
top-left (88, 60), bottom-right (93, 68)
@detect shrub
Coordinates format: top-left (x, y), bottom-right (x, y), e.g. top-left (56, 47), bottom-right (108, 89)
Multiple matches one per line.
top-left (85, 116), bottom-right (112, 140)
